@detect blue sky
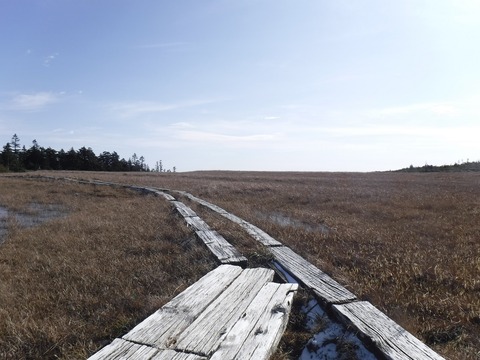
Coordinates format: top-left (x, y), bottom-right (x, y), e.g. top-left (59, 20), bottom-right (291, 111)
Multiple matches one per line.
top-left (1, 1), bottom-right (479, 171)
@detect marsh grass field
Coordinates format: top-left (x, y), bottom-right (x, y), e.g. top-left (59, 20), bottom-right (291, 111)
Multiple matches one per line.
top-left (0, 176), bottom-right (216, 359)
top-left (1, 171), bottom-right (479, 359)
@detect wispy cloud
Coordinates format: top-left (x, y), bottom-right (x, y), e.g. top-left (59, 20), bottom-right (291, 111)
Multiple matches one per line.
top-left (43, 52), bottom-right (59, 67)
top-left (365, 101), bottom-right (460, 118)
top-left (7, 92), bottom-right (61, 111)
top-left (108, 99), bottom-right (217, 118)
top-left (160, 118), bottom-right (285, 149)
top-left (175, 130), bottom-right (279, 144)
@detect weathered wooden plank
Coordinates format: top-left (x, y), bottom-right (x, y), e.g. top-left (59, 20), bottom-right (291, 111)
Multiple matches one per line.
top-left (175, 267), bottom-right (275, 356)
top-left (171, 201), bottom-right (197, 218)
top-left (144, 188), bottom-right (176, 201)
top-left (210, 282), bottom-right (298, 360)
top-left (240, 222), bottom-right (283, 247)
top-left (123, 265), bottom-right (243, 347)
top-left (195, 230), bottom-right (247, 265)
top-left (332, 301), bottom-right (445, 360)
top-left (182, 192), bottom-right (283, 246)
top-left (184, 216), bottom-right (211, 231)
top-left (153, 349), bottom-right (206, 360)
top-left (88, 338), bottom-right (208, 360)
top-left (88, 338), bottom-right (158, 360)
top-left (219, 211), bottom-right (245, 225)
top-left (179, 193), bottom-right (243, 223)
top-left (184, 193), bottom-right (229, 214)
top-left (269, 246), bottom-right (356, 304)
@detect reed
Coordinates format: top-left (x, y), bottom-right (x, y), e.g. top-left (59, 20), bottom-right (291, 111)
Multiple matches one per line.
top-left (9, 170), bottom-right (480, 359)
top-left (0, 176), bottom-right (216, 359)
top-left (36, 170), bottom-right (479, 360)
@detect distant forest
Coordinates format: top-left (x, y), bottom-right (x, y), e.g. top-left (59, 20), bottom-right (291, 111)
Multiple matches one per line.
top-left (397, 160), bottom-right (480, 172)
top-left (0, 134), bottom-right (171, 173)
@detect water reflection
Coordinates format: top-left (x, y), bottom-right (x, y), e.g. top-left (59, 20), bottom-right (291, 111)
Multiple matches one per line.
top-left (0, 204), bottom-right (66, 244)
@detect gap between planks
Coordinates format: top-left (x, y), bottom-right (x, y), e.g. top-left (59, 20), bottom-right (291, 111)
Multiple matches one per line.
top-left (89, 265), bottom-right (297, 360)
top-left (180, 190), bottom-right (446, 360)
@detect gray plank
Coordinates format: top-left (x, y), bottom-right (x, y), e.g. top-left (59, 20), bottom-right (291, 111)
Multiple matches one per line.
top-left (183, 193), bottom-right (229, 214)
top-left (88, 338), bottom-right (158, 360)
top-left (184, 216), bottom-right (211, 231)
top-left (183, 193), bottom-right (283, 247)
top-left (332, 301), bottom-right (445, 360)
top-left (175, 267), bottom-right (275, 356)
top-left (171, 201), bottom-right (197, 218)
top-left (195, 230), bottom-right (247, 265)
top-left (88, 339), bottom-right (207, 360)
top-left (218, 211), bottom-right (245, 225)
top-left (211, 282), bottom-right (298, 360)
top-left (123, 265), bottom-right (243, 347)
top-left (239, 222), bottom-right (283, 247)
top-left (144, 188), bottom-right (176, 201)
top-left (269, 246), bottom-right (356, 304)
top-left (153, 349), bottom-right (206, 360)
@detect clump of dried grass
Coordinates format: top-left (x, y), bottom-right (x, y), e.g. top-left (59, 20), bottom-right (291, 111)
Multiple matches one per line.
top-left (0, 177), bottom-right (216, 359)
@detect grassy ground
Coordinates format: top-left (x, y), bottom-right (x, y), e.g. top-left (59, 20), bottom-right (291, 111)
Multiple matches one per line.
top-left (0, 176), bottom-right (216, 359)
top-left (0, 172), bottom-right (480, 359)
top-left (29, 170), bottom-right (480, 360)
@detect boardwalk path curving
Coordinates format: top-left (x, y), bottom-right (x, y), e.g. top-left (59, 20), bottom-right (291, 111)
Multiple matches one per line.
top-left (24, 176), bottom-right (444, 360)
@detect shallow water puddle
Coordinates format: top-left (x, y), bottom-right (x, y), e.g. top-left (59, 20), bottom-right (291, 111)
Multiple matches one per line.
top-left (257, 211), bottom-right (330, 234)
top-left (0, 204), bottom-right (67, 244)
top-left (0, 207), bottom-right (8, 241)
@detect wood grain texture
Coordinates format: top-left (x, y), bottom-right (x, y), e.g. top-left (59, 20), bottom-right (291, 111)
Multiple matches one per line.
top-left (123, 265), bottom-right (243, 347)
top-left (171, 201), bottom-right (197, 218)
top-left (239, 222), bottom-right (283, 247)
top-left (153, 349), bottom-right (207, 360)
top-left (269, 246), bottom-right (356, 304)
top-left (88, 338), bottom-right (159, 360)
top-left (195, 230), bottom-right (247, 265)
top-left (210, 282), bottom-right (298, 360)
top-left (184, 216), bottom-right (211, 231)
top-left (174, 267), bottom-right (275, 356)
top-left (332, 301), bottom-right (445, 360)
top-left (88, 338), bottom-right (207, 360)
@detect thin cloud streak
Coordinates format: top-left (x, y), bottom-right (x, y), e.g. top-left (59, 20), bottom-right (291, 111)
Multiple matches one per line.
top-left (108, 99), bottom-right (219, 118)
top-left (175, 130), bottom-right (280, 144)
top-left (43, 52), bottom-right (59, 67)
top-left (6, 92), bottom-right (61, 112)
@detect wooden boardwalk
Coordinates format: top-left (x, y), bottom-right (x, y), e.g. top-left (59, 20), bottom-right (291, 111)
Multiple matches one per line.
top-left (89, 265), bottom-right (297, 360)
top-left (180, 190), bottom-right (445, 360)
top-left (26, 176), bottom-right (445, 359)
top-left (170, 199), bottom-right (247, 266)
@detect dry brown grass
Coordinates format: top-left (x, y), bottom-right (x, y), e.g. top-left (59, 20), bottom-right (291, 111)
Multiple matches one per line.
top-left (0, 176), bottom-right (216, 359)
top-left (34, 170), bottom-right (480, 359)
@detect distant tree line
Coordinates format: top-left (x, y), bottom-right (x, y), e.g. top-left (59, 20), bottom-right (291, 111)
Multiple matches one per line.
top-left (0, 134), bottom-right (174, 173)
top-left (397, 160), bottom-right (480, 173)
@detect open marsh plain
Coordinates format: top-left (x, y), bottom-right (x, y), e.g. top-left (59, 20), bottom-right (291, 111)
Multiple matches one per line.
top-left (1, 171), bottom-right (479, 359)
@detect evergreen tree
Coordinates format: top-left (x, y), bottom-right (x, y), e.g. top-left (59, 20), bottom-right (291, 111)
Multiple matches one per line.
top-left (1, 143), bottom-right (14, 169)
top-left (44, 147), bottom-right (59, 170)
top-left (25, 140), bottom-right (45, 170)
top-left (11, 134), bottom-right (20, 155)
top-left (0, 134), bottom-right (152, 173)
